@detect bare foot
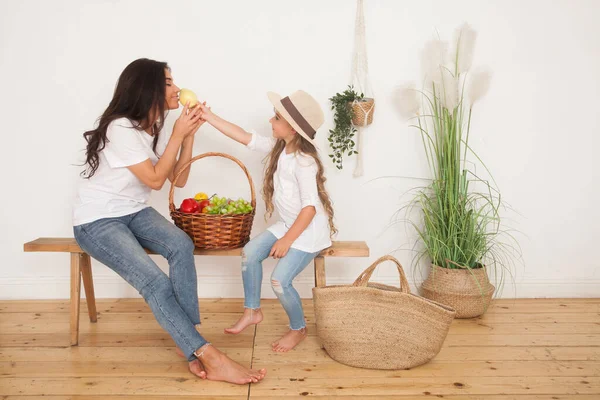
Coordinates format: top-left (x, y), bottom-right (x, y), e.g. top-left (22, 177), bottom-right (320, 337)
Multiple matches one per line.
top-left (188, 359), bottom-right (207, 379)
top-left (271, 327), bottom-right (307, 352)
top-left (175, 348), bottom-right (207, 379)
top-left (198, 344), bottom-right (267, 384)
top-left (224, 308), bottom-right (263, 334)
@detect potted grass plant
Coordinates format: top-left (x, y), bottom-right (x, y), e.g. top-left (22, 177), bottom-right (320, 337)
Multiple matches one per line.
top-left (395, 23), bottom-right (519, 318)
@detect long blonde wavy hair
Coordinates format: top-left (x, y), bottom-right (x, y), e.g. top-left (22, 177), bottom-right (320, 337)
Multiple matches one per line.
top-left (262, 135), bottom-right (337, 238)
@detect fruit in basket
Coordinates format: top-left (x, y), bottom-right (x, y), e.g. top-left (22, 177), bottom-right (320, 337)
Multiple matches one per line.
top-left (194, 192), bottom-right (208, 201)
top-left (180, 198), bottom-right (200, 213)
top-left (179, 89), bottom-right (199, 108)
top-left (198, 199), bottom-right (210, 210)
top-left (205, 196), bottom-right (253, 215)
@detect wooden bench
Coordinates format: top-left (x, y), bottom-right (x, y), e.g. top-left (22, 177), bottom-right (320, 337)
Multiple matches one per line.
top-left (23, 238), bottom-right (369, 345)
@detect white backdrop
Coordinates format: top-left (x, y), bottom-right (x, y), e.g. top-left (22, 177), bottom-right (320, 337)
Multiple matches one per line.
top-left (1, 0), bottom-right (599, 299)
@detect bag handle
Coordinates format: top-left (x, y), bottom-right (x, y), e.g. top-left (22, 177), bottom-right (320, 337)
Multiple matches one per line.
top-left (168, 152), bottom-right (256, 213)
top-left (352, 255), bottom-right (410, 293)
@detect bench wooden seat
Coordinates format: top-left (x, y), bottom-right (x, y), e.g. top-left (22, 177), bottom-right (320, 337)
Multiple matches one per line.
top-left (24, 237), bottom-right (369, 345)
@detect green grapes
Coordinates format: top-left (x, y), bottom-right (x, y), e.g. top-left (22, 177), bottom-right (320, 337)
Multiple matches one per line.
top-left (206, 196), bottom-right (253, 215)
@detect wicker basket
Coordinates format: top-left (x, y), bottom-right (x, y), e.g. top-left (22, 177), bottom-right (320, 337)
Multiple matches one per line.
top-left (421, 265), bottom-right (495, 319)
top-left (350, 98), bottom-right (375, 126)
top-left (169, 152), bottom-right (256, 250)
top-left (312, 255), bottom-right (456, 370)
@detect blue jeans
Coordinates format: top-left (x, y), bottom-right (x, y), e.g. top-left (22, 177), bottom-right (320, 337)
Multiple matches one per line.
top-left (73, 207), bottom-right (207, 361)
top-left (242, 230), bottom-right (319, 330)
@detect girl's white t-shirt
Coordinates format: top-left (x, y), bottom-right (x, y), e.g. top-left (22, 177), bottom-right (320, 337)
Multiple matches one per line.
top-left (73, 118), bottom-right (171, 226)
top-left (247, 132), bottom-right (332, 253)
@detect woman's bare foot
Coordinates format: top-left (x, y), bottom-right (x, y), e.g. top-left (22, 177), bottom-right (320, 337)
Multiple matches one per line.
top-left (175, 347), bottom-right (207, 379)
top-left (188, 359), bottom-right (207, 379)
top-left (271, 327), bottom-right (307, 352)
top-left (224, 308), bottom-right (263, 334)
top-left (197, 344), bottom-right (267, 384)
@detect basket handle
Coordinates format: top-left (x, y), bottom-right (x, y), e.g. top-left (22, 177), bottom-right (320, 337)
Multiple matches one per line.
top-left (168, 152), bottom-right (256, 213)
top-left (352, 255), bottom-right (410, 293)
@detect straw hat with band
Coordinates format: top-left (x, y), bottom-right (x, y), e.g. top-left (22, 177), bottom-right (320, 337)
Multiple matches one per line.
top-left (267, 90), bottom-right (324, 149)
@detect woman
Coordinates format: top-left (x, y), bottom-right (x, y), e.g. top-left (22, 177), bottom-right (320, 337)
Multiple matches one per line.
top-left (73, 58), bottom-right (266, 384)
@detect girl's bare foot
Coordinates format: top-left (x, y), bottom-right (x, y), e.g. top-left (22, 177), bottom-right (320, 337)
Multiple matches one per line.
top-left (175, 347), bottom-right (207, 379)
top-left (271, 327), bottom-right (307, 352)
top-left (224, 308), bottom-right (263, 334)
top-left (197, 344), bottom-right (267, 384)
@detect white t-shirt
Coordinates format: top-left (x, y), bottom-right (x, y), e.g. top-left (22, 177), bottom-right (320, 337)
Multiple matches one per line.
top-left (247, 132), bottom-right (332, 253)
top-left (73, 118), bottom-right (171, 226)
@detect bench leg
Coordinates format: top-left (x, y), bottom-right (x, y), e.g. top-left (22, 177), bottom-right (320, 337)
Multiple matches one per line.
top-left (70, 253), bottom-right (82, 346)
top-left (314, 256), bottom-right (326, 287)
top-left (80, 253), bottom-right (98, 323)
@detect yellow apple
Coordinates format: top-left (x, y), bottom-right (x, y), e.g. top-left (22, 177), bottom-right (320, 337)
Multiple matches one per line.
top-left (179, 88), bottom-right (199, 108)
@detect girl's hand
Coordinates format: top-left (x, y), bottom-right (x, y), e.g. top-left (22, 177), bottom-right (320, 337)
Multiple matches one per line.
top-left (197, 102), bottom-right (216, 123)
top-left (188, 102), bottom-right (207, 138)
top-left (194, 104), bottom-right (253, 145)
top-left (269, 238), bottom-right (293, 259)
top-left (173, 102), bottom-right (204, 139)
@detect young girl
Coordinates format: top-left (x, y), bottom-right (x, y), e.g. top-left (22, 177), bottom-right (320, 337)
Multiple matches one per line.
top-left (73, 58), bottom-right (266, 384)
top-left (198, 90), bottom-right (337, 352)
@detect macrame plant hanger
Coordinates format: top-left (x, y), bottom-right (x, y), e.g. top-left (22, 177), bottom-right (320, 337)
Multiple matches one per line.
top-left (350, 0), bottom-right (375, 178)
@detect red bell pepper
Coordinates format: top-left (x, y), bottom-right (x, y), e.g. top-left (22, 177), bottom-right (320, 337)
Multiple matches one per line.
top-left (180, 198), bottom-right (200, 213)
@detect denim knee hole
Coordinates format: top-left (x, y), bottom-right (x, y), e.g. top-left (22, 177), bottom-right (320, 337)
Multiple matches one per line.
top-left (271, 279), bottom-right (283, 295)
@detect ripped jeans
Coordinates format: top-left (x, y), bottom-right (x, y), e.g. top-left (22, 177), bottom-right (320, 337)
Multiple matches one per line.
top-left (241, 230), bottom-right (319, 330)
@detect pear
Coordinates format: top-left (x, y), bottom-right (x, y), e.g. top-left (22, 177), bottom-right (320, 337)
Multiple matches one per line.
top-left (179, 88), bottom-right (199, 108)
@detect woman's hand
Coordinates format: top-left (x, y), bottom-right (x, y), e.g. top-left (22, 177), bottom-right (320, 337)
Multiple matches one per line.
top-left (173, 102), bottom-right (204, 139)
top-left (269, 237), bottom-right (293, 259)
top-left (187, 102), bottom-right (208, 138)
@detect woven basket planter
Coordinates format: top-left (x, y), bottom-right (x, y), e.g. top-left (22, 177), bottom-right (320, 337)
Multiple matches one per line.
top-left (421, 265), bottom-right (495, 319)
top-left (169, 152), bottom-right (256, 250)
top-left (350, 98), bottom-right (375, 126)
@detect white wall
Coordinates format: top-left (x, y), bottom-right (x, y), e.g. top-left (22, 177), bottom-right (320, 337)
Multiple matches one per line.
top-left (1, 0), bottom-right (598, 300)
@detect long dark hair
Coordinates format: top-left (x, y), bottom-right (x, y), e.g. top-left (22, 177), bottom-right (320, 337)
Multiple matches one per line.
top-left (81, 58), bottom-right (169, 178)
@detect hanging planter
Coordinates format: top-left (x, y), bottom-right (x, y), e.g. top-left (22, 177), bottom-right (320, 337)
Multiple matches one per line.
top-left (328, 86), bottom-right (364, 170)
top-left (350, 97), bottom-right (375, 127)
top-left (328, 0), bottom-right (375, 176)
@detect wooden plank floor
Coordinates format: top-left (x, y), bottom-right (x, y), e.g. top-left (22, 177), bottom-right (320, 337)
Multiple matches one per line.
top-left (0, 298), bottom-right (599, 399)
